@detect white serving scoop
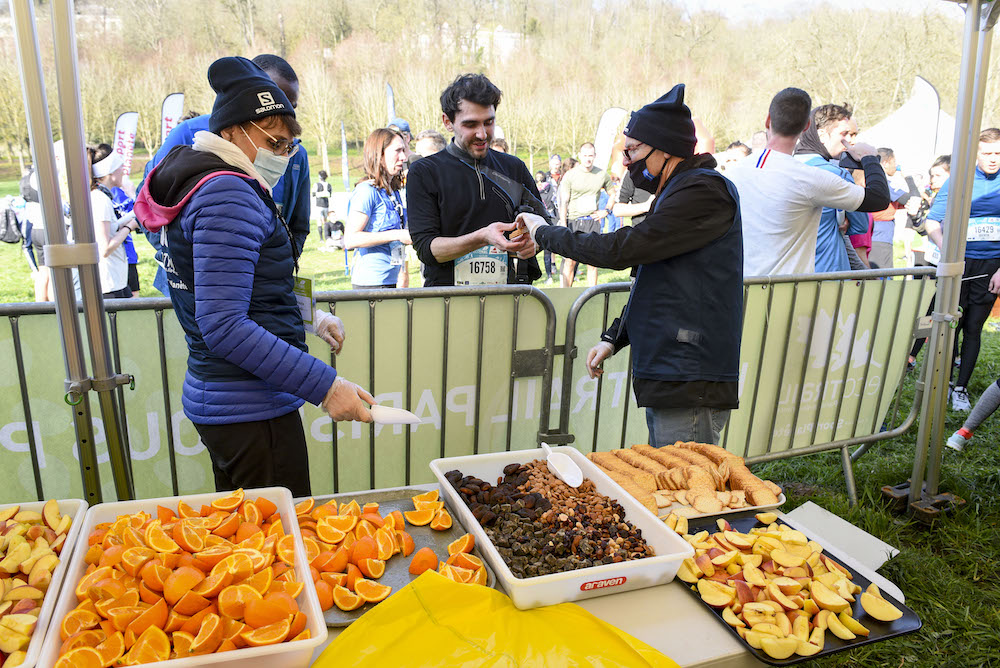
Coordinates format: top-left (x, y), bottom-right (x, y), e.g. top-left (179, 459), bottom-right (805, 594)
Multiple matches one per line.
top-left (368, 405), bottom-right (421, 425)
top-left (541, 443), bottom-right (583, 488)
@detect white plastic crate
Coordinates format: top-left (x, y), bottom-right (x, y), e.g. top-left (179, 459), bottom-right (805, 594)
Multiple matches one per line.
top-left (430, 447), bottom-right (694, 609)
top-left (36, 487), bottom-right (326, 668)
top-left (2, 498), bottom-right (88, 668)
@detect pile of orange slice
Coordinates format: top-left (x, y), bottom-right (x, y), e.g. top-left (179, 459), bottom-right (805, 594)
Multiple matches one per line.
top-left (54, 489), bottom-right (309, 667)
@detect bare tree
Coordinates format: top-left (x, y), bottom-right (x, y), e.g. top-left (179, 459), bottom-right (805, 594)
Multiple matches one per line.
top-left (221, 0), bottom-right (257, 50)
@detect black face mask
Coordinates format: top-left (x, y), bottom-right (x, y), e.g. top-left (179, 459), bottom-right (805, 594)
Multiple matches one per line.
top-left (627, 150), bottom-right (663, 192)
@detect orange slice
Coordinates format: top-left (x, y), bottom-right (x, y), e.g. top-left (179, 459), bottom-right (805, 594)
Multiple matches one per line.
top-left (254, 497), bottom-right (278, 521)
top-left (172, 521), bottom-right (206, 553)
top-left (332, 585), bottom-right (364, 611)
top-left (210, 552), bottom-right (254, 582)
top-left (290, 630), bottom-right (311, 642)
top-left (235, 521), bottom-right (262, 544)
top-left (447, 552), bottom-right (484, 571)
top-left (241, 502), bottom-right (262, 526)
top-left (55, 647), bottom-right (103, 668)
top-left (211, 512), bottom-right (239, 539)
top-left (237, 530), bottom-right (265, 552)
top-left (241, 618), bottom-right (290, 647)
top-left (316, 520), bottom-right (347, 545)
top-left (338, 500), bottom-right (361, 517)
top-left (217, 584), bottom-right (263, 620)
top-left (244, 598), bottom-right (292, 628)
top-left (60, 608), bottom-right (101, 641)
top-left (354, 577), bottom-right (392, 603)
top-left (403, 509), bottom-right (434, 526)
top-left (123, 625), bottom-right (170, 664)
top-left (263, 590), bottom-right (299, 615)
top-left (98, 544), bottom-right (125, 570)
top-left (163, 566), bottom-right (205, 606)
top-left (75, 566), bottom-right (114, 601)
top-left (194, 544), bottom-right (233, 568)
top-left (59, 629), bottom-right (106, 655)
top-left (353, 519), bottom-right (376, 539)
top-left (287, 611), bottom-right (307, 638)
top-left (276, 534), bottom-right (297, 566)
top-left (396, 530), bottom-right (416, 557)
top-left (107, 606), bottom-right (144, 633)
top-left (374, 529), bottom-right (395, 560)
top-left (173, 590), bottom-right (212, 616)
top-left (190, 612), bottom-right (224, 655)
top-left (191, 571), bottom-right (234, 599)
top-left (413, 500), bottom-right (444, 512)
top-left (143, 521), bottom-right (179, 553)
top-left (211, 488), bottom-right (245, 512)
top-left (94, 631), bottom-right (125, 666)
top-left (408, 547), bottom-right (438, 575)
top-left (447, 533), bottom-right (475, 555)
top-left (320, 572), bottom-right (348, 588)
top-left (172, 630), bottom-right (194, 656)
top-left (178, 603), bottom-right (217, 635)
top-left (357, 558), bottom-right (385, 579)
top-left (139, 561), bottom-right (171, 592)
top-left (164, 609), bottom-right (190, 633)
top-left (429, 509), bottom-right (453, 531)
top-left (242, 566), bottom-right (274, 596)
top-left (136, 581), bottom-right (161, 607)
top-left (411, 489), bottom-right (439, 504)
top-left (124, 598), bottom-right (167, 637)
top-left (472, 566), bottom-right (488, 586)
top-left (294, 498), bottom-right (315, 516)
top-left (177, 500), bottom-right (200, 518)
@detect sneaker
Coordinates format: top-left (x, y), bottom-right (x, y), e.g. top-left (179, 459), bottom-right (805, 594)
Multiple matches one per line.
top-left (947, 428), bottom-right (972, 451)
top-left (951, 386), bottom-right (972, 412)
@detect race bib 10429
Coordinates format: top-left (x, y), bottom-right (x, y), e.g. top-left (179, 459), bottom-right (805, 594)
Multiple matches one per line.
top-left (454, 245), bottom-right (508, 286)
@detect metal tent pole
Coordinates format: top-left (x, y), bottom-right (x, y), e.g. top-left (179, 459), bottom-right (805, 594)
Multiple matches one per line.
top-left (909, 0), bottom-right (996, 508)
top-left (9, 0), bottom-right (103, 503)
top-left (48, 0), bottom-right (135, 501)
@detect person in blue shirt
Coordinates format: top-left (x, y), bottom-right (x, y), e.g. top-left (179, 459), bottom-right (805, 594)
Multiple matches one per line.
top-left (794, 104), bottom-right (871, 272)
top-left (136, 54), bottom-right (310, 296)
top-left (924, 128), bottom-right (1000, 412)
top-left (346, 128), bottom-right (412, 288)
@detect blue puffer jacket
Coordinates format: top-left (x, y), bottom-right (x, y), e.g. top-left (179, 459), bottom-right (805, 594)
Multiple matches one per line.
top-left (135, 146), bottom-right (336, 424)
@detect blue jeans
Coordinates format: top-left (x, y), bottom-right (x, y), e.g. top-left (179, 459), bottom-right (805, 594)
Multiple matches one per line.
top-left (645, 407), bottom-right (730, 446)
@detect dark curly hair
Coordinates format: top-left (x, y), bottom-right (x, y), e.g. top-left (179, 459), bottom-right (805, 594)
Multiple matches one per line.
top-left (440, 74), bottom-right (502, 122)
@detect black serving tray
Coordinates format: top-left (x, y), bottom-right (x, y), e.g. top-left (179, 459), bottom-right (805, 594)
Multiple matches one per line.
top-left (681, 512), bottom-right (922, 666)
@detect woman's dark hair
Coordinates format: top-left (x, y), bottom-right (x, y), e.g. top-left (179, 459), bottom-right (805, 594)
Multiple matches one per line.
top-left (318, 170), bottom-right (328, 180)
top-left (87, 143), bottom-right (114, 190)
top-left (362, 127), bottom-right (404, 192)
top-left (931, 154), bottom-right (951, 173)
top-left (440, 74), bottom-right (502, 121)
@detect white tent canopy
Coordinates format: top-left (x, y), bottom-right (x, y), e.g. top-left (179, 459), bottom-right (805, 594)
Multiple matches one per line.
top-left (858, 76), bottom-right (956, 176)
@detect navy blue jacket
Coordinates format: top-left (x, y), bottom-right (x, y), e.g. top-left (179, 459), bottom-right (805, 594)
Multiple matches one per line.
top-left (135, 146), bottom-right (336, 424)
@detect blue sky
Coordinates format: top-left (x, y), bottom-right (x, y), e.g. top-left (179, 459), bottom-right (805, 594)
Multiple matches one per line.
top-left (680, 0), bottom-right (964, 22)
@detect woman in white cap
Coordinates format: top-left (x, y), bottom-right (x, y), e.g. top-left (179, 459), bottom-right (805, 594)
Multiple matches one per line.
top-left (87, 144), bottom-right (132, 298)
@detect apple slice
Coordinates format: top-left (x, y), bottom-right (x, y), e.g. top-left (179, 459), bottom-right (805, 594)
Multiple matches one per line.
top-left (810, 581), bottom-right (851, 613)
top-left (41, 500), bottom-right (60, 531)
top-left (774, 611), bottom-right (792, 637)
top-left (808, 626), bottom-right (825, 649)
top-left (11, 511), bottom-right (41, 524)
top-left (734, 580), bottom-right (755, 606)
top-left (695, 554), bottom-right (716, 578)
top-left (711, 550), bottom-right (739, 568)
top-left (743, 629), bottom-right (767, 650)
top-left (771, 576), bottom-right (803, 596)
top-left (802, 597), bottom-right (820, 615)
top-left (697, 578), bottom-right (736, 608)
top-left (750, 622), bottom-right (785, 638)
top-left (724, 530), bottom-right (754, 550)
top-left (770, 549), bottom-right (805, 569)
top-left (766, 583), bottom-right (800, 611)
top-left (0, 601), bottom-right (11, 617)
top-left (821, 554), bottom-right (853, 579)
top-left (3, 586), bottom-right (43, 602)
top-left (716, 518), bottom-right (733, 532)
top-left (839, 611), bottom-right (871, 637)
top-left (676, 558), bottom-right (701, 584)
top-left (722, 606), bottom-right (745, 627)
top-left (760, 636), bottom-right (798, 660)
top-left (8, 599), bottom-right (37, 616)
top-left (741, 602), bottom-right (777, 626)
top-left (0, 507), bottom-right (18, 523)
top-left (780, 529), bottom-right (808, 545)
top-left (27, 566), bottom-right (51, 591)
top-left (791, 614), bottom-right (810, 642)
top-left (860, 591), bottom-right (903, 622)
top-left (0, 626), bottom-right (30, 654)
top-left (814, 609), bottom-right (832, 630)
top-left (50, 534), bottom-right (67, 553)
top-left (0, 544), bottom-right (30, 574)
top-left (742, 564), bottom-right (767, 587)
top-left (795, 639), bottom-right (823, 657)
top-left (755, 512), bottom-right (778, 524)
top-left (826, 610), bottom-right (857, 640)
top-left (0, 614), bottom-right (37, 637)
top-left (54, 514), bottom-right (72, 537)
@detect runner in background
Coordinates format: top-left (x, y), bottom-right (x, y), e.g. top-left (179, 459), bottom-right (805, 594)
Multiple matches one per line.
top-left (559, 142), bottom-right (614, 287)
top-left (314, 170), bottom-right (333, 242)
top-left (345, 128), bottom-right (411, 290)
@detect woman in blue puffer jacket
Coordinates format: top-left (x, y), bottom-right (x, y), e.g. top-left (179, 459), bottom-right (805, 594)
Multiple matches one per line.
top-left (135, 56), bottom-right (374, 496)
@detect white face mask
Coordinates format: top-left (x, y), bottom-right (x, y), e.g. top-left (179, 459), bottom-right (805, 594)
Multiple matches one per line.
top-left (240, 125), bottom-right (291, 189)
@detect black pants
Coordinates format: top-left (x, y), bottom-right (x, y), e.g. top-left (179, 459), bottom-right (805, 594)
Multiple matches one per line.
top-left (956, 257), bottom-right (1000, 387)
top-left (194, 410), bottom-right (311, 497)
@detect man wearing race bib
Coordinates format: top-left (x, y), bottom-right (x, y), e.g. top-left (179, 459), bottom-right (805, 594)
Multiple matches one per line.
top-left (925, 128), bottom-right (1000, 411)
top-left (407, 74), bottom-right (543, 287)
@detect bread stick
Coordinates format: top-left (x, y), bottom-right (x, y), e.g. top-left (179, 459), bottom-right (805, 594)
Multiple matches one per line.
top-left (631, 444), bottom-right (690, 470)
top-left (588, 452), bottom-right (657, 491)
top-left (675, 441), bottom-right (745, 467)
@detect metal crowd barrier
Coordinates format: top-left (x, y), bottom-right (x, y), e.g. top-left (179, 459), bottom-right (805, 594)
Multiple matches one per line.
top-left (2, 269), bottom-right (934, 505)
top-left (558, 267), bottom-right (937, 506)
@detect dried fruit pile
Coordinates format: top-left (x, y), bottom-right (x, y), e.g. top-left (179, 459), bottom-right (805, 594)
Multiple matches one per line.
top-left (299, 489), bottom-right (486, 613)
top-left (674, 512), bottom-right (904, 660)
top-left (0, 500), bottom-right (74, 667)
top-left (55, 490), bottom-right (309, 667)
top-left (445, 461), bottom-right (654, 578)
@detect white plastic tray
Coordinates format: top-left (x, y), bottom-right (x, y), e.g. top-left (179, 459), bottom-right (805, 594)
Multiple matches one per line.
top-left (430, 447), bottom-right (694, 609)
top-left (1, 499), bottom-right (88, 668)
top-left (36, 487), bottom-right (326, 668)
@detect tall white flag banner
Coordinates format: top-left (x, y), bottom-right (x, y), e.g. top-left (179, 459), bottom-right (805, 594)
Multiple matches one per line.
top-left (160, 93), bottom-right (185, 144)
top-left (113, 111), bottom-right (139, 177)
top-left (594, 107), bottom-right (627, 173)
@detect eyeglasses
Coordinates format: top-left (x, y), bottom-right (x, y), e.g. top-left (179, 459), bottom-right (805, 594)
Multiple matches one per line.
top-left (250, 120), bottom-right (300, 157)
top-left (622, 143), bottom-right (651, 163)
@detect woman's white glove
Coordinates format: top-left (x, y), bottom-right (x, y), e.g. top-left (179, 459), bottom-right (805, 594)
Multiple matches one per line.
top-left (514, 212), bottom-right (549, 245)
top-left (314, 309), bottom-right (345, 354)
top-left (585, 341), bottom-right (615, 379)
top-left (322, 377), bottom-right (375, 422)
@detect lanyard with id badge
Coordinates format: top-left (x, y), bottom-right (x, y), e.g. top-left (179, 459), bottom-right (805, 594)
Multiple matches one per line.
top-left (390, 190), bottom-right (406, 267)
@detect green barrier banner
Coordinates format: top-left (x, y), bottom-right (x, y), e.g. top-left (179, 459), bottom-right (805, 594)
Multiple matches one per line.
top-left (0, 279), bottom-right (930, 505)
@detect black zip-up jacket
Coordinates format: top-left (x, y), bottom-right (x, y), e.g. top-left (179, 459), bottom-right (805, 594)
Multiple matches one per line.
top-left (407, 140), bottom-right (544, 286)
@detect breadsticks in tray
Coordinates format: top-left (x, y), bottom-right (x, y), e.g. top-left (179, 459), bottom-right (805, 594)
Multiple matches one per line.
top-left (596, 466), bottom-right (659, 515)
top-left (630, 444), bottom-right (690, 471)
top-left (588, 452), bottom-right (657, 492)
top-left (674, 440), bottom-right (745, 467)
